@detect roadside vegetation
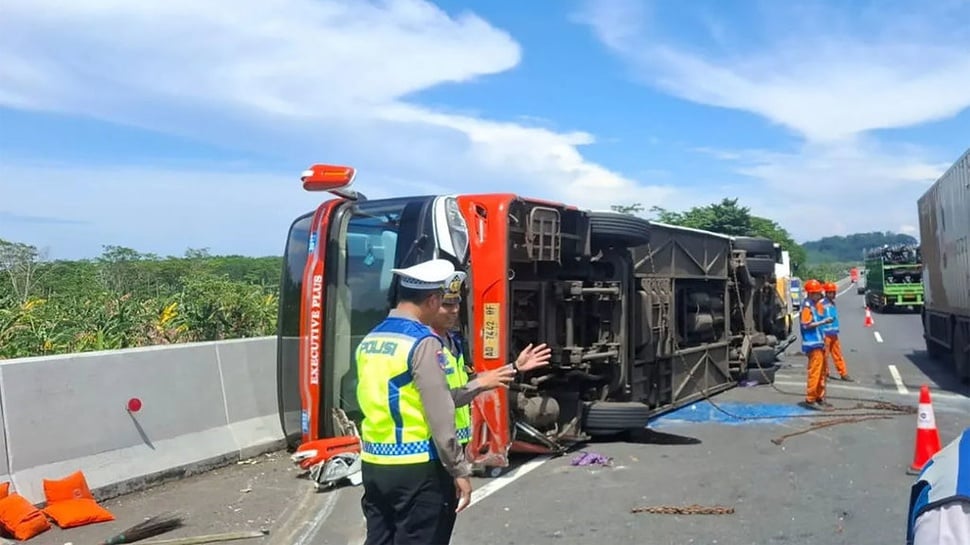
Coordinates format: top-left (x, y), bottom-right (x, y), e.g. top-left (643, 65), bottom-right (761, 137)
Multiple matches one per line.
top-left (0, 238), bottom-right (281, 359)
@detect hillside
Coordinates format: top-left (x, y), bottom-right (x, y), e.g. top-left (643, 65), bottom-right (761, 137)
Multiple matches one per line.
top-left (802, 231), bottom-right (918, 263)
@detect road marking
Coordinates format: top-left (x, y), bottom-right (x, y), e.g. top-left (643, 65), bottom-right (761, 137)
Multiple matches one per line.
top-left (292, 487), bottom-right (339, 545)
top-left (874, 331), bottom-right (884, 343)
top-left (773, 380), bottom-right (970, 404)
top-left (888, 365), bottom-right (909, 394)
top-left (838, 284), bottom-right (854, 296)
top-left (467, 455), bottom-right (551, 510)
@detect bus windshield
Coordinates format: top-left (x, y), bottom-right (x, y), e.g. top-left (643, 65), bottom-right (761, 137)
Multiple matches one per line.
top-left (329, 197), bottom-right (429, 427)
top-left (277, 212), bottom-right (313, 447)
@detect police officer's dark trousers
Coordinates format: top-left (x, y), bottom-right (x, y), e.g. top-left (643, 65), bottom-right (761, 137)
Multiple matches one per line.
top-left (361, 460), bottom-right (458, 545)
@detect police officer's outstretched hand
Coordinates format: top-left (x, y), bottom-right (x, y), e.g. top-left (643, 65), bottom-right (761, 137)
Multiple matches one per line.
top-left (515, 343), bottom-right (552, 372)
top-left (477, 365), bottom-right (517, 390)
top-left (455, 476), bottom-right (473, 513)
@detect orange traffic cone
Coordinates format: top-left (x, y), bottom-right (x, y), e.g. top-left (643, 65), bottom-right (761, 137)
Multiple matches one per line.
top-left (864, 307), bottom-right (874, 328)
top-left (906, 384), bottom-right (942, 475)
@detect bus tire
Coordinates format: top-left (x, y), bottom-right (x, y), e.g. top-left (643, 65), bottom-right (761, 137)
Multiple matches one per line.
top-left (588, 212), bottom-right (652, 248)
top-left (583, 401), bottom-right (652, 435)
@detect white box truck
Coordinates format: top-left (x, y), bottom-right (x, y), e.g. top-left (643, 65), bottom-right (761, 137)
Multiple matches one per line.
top-left (918, 146), bottom-right (970, 381)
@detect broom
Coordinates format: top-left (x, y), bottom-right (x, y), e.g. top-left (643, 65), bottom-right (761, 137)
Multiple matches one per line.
top-left (100, 512), bottom-right (185, 544)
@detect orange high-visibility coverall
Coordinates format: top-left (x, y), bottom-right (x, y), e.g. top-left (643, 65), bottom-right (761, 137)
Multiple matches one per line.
top-left (801, 302), bottom-right (827, 404)
top-left (825, 336), bottom-right (848, 378)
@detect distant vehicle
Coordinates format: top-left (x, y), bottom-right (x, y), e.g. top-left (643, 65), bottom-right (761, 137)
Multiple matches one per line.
top-left (849, 267), bottom-right (859, 284)
top-left (861, 245), bottom-right (924, 312)
top-left (917, 146), bottom-right (970, 382)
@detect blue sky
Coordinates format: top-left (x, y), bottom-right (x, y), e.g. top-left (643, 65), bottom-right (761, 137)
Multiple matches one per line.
top-left (2, 0), bottom-right (970, 260)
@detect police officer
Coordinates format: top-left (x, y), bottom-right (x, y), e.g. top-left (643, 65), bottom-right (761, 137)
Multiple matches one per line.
top-left (426, 271), bottom-right (553, 538)
top-left (431, 270), bottom-right (553, 434)
top-left (355, 258), bottom-right (472, 545)
top-left (906, 427), bottom-right (970, 544)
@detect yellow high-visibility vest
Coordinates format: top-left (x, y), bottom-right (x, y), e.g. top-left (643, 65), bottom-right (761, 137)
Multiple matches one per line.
top-left (355, 317), bottom-right (442, 465)
top-left (441, 334), bottom-right (472, 445)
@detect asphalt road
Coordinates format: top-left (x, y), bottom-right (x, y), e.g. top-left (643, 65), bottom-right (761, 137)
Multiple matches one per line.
top-left (26, 278), bottom-right (970, 545)
top-left (446, 278), bottom-right (970, 545)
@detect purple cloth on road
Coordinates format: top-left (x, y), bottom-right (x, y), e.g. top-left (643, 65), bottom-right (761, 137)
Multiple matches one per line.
top-left (571, 451), bottom-right (613, 466)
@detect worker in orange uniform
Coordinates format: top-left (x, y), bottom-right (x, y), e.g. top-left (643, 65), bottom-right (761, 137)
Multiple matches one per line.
top-left (800, 279), bottom-right (834, 411)
top-left (821, 281), bottom-right (853, 382)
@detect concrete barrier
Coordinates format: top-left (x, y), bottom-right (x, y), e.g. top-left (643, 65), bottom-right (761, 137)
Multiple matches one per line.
top-left (0, 336), bottom-right (284, 505)
top-left (0, 387), bottom-right (10, 487)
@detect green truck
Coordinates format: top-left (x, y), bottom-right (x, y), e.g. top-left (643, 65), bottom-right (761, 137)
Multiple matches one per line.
top-left (859, 244), bottom-right (924, 312)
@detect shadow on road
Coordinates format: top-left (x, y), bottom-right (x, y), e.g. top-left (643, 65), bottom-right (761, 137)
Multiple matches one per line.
top-left (588, 428), bottom-right (703, 446)
top-left (903, 349), bottom-right (970, 397)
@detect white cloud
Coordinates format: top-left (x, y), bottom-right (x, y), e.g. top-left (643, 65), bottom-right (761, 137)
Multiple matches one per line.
top-left (0, 0), bottom-right (678, 258)
top-left (576, 0), bottom-right (970, 241)
top-left (696, 138), bottom-right (947, 241)
top-left (578, 0), bottom-right (970, 143)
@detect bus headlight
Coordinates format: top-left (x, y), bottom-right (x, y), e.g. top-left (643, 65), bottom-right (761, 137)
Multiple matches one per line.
top-left (434, 196), bottom-right (469, 264)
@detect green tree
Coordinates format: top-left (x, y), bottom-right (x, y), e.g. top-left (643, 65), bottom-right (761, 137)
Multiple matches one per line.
top-left (0, 238), bottom-right (49, 303)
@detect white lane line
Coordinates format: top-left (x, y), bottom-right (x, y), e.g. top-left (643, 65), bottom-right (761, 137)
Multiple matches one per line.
top-left (874, 331), bottom-right (884, 343)
top-left (838, 284), bottom-right (854, 296)
top-left (467, 455), bottom-right (551, 510)
top-left (888, 365), bottom-right (909, 394)
top-left (292, 488), bottom-right (339, 545)
top-left (773, 380), bottom-right (970, 404)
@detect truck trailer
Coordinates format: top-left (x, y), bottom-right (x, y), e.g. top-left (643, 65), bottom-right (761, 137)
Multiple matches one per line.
top-left (860, 244), bottom-right (924, 311)
top-left (276, 164), bottom-right (795, 474)
top-left (918, 147), bottom-right (970, 382)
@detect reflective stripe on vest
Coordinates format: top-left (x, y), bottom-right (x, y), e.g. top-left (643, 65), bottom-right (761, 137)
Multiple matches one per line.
top-left (907, 429), bottom-right (970, 543)
top-left (355, 317), bottom-right (440, 465)
top-left (822, 298), bottom-right (840, 336)
top-left (800, 301), bottom-right (825, 353)
top-left (443, 333), bottom-right (472, 445)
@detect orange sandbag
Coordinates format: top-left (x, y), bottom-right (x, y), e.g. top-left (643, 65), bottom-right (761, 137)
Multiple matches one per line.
top-left (0, 493), bottom-right (51, 540)
top-left (41, 470), bottom-right (115, 529)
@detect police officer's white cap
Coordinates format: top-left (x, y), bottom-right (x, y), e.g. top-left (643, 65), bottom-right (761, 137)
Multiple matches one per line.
top-left (443, 271), bottom-right (466, 300)
top-left (391, 259), bottom-right (456, 291)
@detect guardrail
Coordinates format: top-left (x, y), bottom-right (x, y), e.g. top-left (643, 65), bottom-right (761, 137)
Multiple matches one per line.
top-left (0, 336), bottom-right (283, 505)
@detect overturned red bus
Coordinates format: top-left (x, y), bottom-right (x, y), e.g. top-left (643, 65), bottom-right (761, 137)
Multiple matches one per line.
top-left (276, 163), bottom-right (794, 475)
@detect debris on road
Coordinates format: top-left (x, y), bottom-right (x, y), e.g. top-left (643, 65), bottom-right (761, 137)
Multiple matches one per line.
top-left (770, 415), bottom-right (894, 445)
top-left (99, 512), bottom-right (184, 544)
top-left (138, 529), bottom-right (269, 544)
top-left (309, 453), bottom-right (362, 490)
top-left (631, 504), bottom-right (735, 515)
top-left (570, 452), bottom-right (613, 467)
